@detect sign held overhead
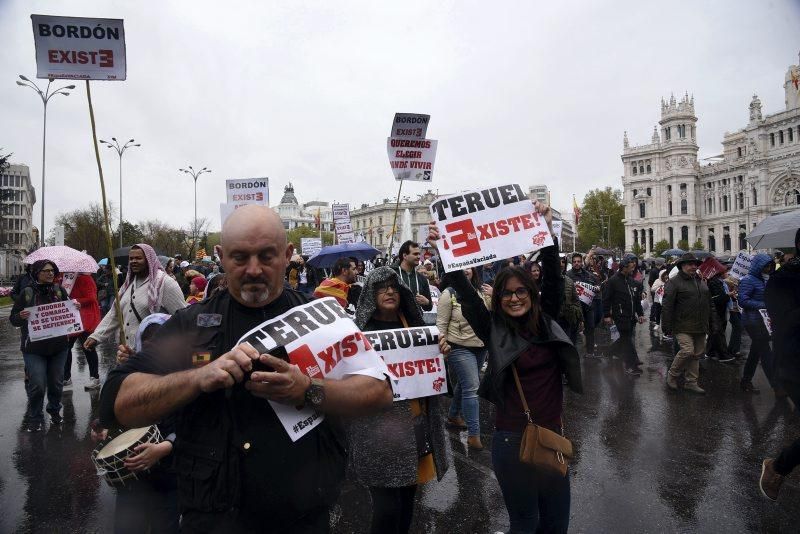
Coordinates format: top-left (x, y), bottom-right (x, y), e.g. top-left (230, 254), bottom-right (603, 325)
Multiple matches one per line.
top-left (31, 15), bottom-right (126, 80)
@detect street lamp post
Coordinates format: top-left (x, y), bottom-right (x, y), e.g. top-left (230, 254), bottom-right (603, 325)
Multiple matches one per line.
top-left (179, 166), bottom-right (211, 257)
top-left (16, 75), bottom-right (75, 246)
top-left (99, 138), bottom-right (140, 248)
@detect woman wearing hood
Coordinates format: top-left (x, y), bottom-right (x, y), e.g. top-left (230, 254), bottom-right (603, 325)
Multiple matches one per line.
top-left (650, 269), bottom-right (668, 331)
top-left (430, 200), bottom-right (582, 534)
top-left (350, 266), bottom-right (450, 534)
top-left (738, 253), bottom-right (776, 394)
top-left (85, 244), bottom-right (186, 351)
top-left (10, 260), bottom-right (79, 432)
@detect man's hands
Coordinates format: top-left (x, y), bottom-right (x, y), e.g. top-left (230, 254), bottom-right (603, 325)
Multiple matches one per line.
top-left (438, 337), bottom-right (451, 356)
top-left (532, 200), bottom-right (554, 234)
top-left (481, 283), bottom-right (493, 296)
top-left (117, 344), bottom-right (133, 365)
top-left (415, 294), bottom-right (430, 306)
top-left (195, 343), bottom-right (259, 393)
top-left (84, 337), bottom-right (98, 351)
top-left (245, 354), bottom-right (311, 406)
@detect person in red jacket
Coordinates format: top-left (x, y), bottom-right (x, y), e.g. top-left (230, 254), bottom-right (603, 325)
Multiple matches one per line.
top-left (63, 273), bottom-right (102, 390)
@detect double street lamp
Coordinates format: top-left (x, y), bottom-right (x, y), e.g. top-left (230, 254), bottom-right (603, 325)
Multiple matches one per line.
top-left (16, 75), bottom-right (75, 246)
top-left (179, 166), bottom-right (211, 255)
top-left (99, 138), bottom-right (141, 248)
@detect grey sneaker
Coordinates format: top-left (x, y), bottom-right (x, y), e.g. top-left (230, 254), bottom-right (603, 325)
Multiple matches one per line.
top-left (684, 382), bottom-right (706, 394)
top-left (84, 377), bottom-right (101, 390)
top-left (759, 458), bottom-right (784, 501)
top-left (62, 379), bottom-right (72, 391)
top-left (666, 374), bottom-right (678, 390)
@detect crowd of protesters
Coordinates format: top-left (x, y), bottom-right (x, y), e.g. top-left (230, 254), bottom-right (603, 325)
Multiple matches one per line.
top-left (7, 200), bottom-right (799, 533)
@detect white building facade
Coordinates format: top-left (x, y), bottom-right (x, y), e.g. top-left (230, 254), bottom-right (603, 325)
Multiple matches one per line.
top-left (272, 183), bottom-right (334, 232)
top-left (0, 163), bottom-right (37, 279)
top-left (621, 57), bottom-right (800, 256)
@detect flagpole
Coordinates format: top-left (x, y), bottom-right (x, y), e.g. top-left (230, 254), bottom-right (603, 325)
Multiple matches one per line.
top-left (387, 178), bottom-right (404, 256)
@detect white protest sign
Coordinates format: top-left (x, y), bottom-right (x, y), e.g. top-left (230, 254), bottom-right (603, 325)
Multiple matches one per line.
top-left (730, 252), bottom-right (752, 280)
top-left (574, 281), bottom-right (598, 306)
top-left (226, 178), bottom-right (269, 206)
top-left (759, 309), bottom-right (772, 335)
top-left (654, 285), bottom-right (664, 305)
top-left (387, 138), bottom-right (437, 182)
top-left (301, 237), bottom-right (322, 257)
top-left (61, 273), bottom-right (77, 296)
top-left (552, 219), bottom-right (563, 242)
top-left (236, 298), bottom-right (390, 441)
top-left (363, 326), bottom-right (447, 401)
top-left (390, 113), bottom-right (430, 139)
top-left (430, 184), bottom-right (554, 273)
top-left (31, 15), bottom-right (126, 80)
top-left (26, 300), bottom-right (84, 341)
top-left (332, 203), bottom-right (354, 244)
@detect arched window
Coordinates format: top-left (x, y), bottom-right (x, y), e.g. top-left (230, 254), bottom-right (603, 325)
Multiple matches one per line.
top-left (786, 189), bottom-right (800, 206)
top-left (723, 195), bottom-right (729, 211)
top-left (738, 192), bottom-right (744, 209)
top-left (681, 198), bottom-right (687, 215)
top-left (648, 229), bottom-right (654, 251)
top-left (632, 165), bottom-right (637, 175)
top-left (723, 227), bottom-right (731, 251)
top-left (633, 229), bottom-right (639, 245)
top-left (639, 165), bottom-right (644, 174)
top-left (646, 163), bottom-right (652, 173)
top-left (708, 233), bottom-right (716, 252)
top-left (681, 226), bottom-right (689, 242)
top-left (639, 202), bottom-right (646, 218)
top-left (668, 227), bottom-right (674, 247)
top-left (752, 188), bottom-right (758, 206)
top-left (668, 200), bottom-right (673, 216)
top-left (739, 225), bottom-right (747, 250)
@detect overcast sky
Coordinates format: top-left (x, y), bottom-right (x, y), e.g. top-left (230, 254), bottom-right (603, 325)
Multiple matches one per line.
top-left (2, 0), bottom-right (799, 234)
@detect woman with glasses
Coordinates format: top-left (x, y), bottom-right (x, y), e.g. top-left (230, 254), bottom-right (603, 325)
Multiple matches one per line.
top-left (10, 260), bottom-right (79, 432)
top-left (429, 200), bottom-right (582, 534)
top-left (350, 266), bottom-right (450, 534)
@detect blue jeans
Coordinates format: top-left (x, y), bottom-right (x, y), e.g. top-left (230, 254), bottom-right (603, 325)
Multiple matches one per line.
top-left (447, 346), bottom-right (485, 436)
top-left (492, 430), bottom-right (571, 534)
top-left (23, 349), bottom-right (69, 424)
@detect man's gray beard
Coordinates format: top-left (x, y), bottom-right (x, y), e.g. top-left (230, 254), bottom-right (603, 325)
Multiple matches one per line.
top-left (239, 286), bottom-right (270, 305)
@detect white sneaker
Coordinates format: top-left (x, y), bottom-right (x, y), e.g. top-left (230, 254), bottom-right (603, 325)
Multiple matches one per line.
top-left (84, 377), bottom-right (101, 390)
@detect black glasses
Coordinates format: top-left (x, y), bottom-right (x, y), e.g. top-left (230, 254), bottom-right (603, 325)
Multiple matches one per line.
top-left (500, 288), bottom-right (529, 301)
top-left (376, 283), bottom-right (400, 295)
top-left (40, 268), bottom-right (55, 273)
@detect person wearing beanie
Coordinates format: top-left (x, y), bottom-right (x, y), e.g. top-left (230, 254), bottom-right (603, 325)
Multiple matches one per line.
top-left (602, 254), bottom-right (645, 375)
top-left (10, 260), bottom-right (76, 431)
top-left (186, 276), bottom-right (207, 305)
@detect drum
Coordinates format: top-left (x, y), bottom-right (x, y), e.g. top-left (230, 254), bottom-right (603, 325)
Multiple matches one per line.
top-left (91, 425), bottom-right (163, 487)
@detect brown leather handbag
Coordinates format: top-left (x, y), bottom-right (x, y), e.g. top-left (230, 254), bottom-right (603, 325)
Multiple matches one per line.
top-left (511, 366), bottom-right (574, 477)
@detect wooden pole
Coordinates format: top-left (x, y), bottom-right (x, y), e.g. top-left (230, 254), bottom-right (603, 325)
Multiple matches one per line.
top-left (387, 179), bottom-right (404, 257)
top-left (85, 80), bottom-right (126, 345)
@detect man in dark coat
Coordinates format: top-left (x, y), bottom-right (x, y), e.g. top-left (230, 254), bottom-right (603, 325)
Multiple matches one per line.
top-left (602, 255), bottom-right (645, 374)
top-left (760, 229), bottom-right (800, 501)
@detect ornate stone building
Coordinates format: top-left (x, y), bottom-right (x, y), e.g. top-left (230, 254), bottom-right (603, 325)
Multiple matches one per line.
top-left (621, 56), bottom-right (800, 256)
top-left (272, 183), bottom-right (334, 232)
top-left (350, 190), bottom-right (439, 250)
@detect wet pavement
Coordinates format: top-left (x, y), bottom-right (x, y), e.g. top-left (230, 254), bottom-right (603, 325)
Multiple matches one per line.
top-left (0, 305), bottom-right (798, 533)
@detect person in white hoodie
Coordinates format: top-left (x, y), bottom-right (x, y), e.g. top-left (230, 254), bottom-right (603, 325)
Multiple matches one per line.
top-left (649, 269), bottom-right (668, 331)
top-left (85, 243), bottom-right (186, 353)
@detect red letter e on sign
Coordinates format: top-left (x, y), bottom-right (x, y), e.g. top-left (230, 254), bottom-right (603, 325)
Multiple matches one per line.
top-left (445, 219), bottom-right (481, 257)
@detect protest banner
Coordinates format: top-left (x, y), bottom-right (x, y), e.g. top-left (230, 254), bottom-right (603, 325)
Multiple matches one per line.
top-left (300, 237), bottom-right (322, 257)
top-left (759, 309), bottom-right (772, 335)
top-left (390, 113), bottom-right (430, 139)
top-left (430, 184), bottom-right (554, 272)
top-left (61, 272), bottom-right (77, 296)
top-left (26, 300), bottom-right (84, 341)
top-left (387, 138), bottom-right (437, 182)
top-left (332, 203), bottom-right (355, 244)
top-left (654, 285), bottom-right (665, 304)
top-left (552, 219), bottom-right (563, 242)
top-left (236, 298), bottom-right (390, 441)
top-left (698, 257), bottom-right (726, 280)
top-left (730, 252), bottom-right (752, 280)
top-left (574, 281), bottom-right (598, 306)
top-left (363, 326), bottom-right (447, 401)
top-left (226, 178), bottom-right (269, 206)
top-left (31, 15), bottom-right (126, 80)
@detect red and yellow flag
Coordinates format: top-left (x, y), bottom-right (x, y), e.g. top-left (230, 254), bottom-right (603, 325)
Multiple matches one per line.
top-left (573, 195), bottom-right (581, 226)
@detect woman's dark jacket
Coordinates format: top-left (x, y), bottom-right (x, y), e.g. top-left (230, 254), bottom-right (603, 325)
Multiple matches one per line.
top-left (10, 283), bottom-right (70, 354)
top-left (444, 239), bottom-right (582, 410)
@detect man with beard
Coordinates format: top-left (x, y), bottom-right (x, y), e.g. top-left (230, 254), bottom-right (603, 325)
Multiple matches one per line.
top-left (313, 257), bottom-right (358, 310)
top-left (99, 205), bottom-right (393, 532)
top-left (393, 240), bottom-right (433, 311)
top-left (566, 253), bottom-right (600, 358)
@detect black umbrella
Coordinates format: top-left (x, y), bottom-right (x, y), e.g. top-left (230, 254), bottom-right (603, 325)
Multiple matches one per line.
top-left (689, 250), bottom-right (713, 259)
top-left (591, 247), bottom-right (613, 255)
top-left (661, 248), bottom-right (686, 257)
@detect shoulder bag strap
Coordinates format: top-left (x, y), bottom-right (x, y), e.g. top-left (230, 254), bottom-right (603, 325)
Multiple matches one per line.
top-left (398, 311), bottom-right (409, 328)
top-left (510, 365), bottom-right (533, 424)
top-left (129, 283), bottom-right (144, 323)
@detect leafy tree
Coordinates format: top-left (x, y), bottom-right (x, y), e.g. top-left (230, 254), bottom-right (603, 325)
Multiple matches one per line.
top-left (287, 226), bottom-right (335, 252)
top-left (113, 220), bottom-right (145, 248)
top-left (677, 239), bottom-right (689, 251)
top-left (691, 239), bottom-right (704, 251)
top-left (54, 203), bottom-right (116, 259)
top-left (140, 220), bottom-right (188, 258)
top-left (631, 243), bottom-right (644, 257)
top-left (652, 239), bottom-right (671, 258)
top-left (575, 187), bottom-right (625, 251)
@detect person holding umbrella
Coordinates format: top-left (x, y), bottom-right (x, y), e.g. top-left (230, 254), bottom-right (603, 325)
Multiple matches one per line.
top-left (10, 260), bottom-right (78, 431)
